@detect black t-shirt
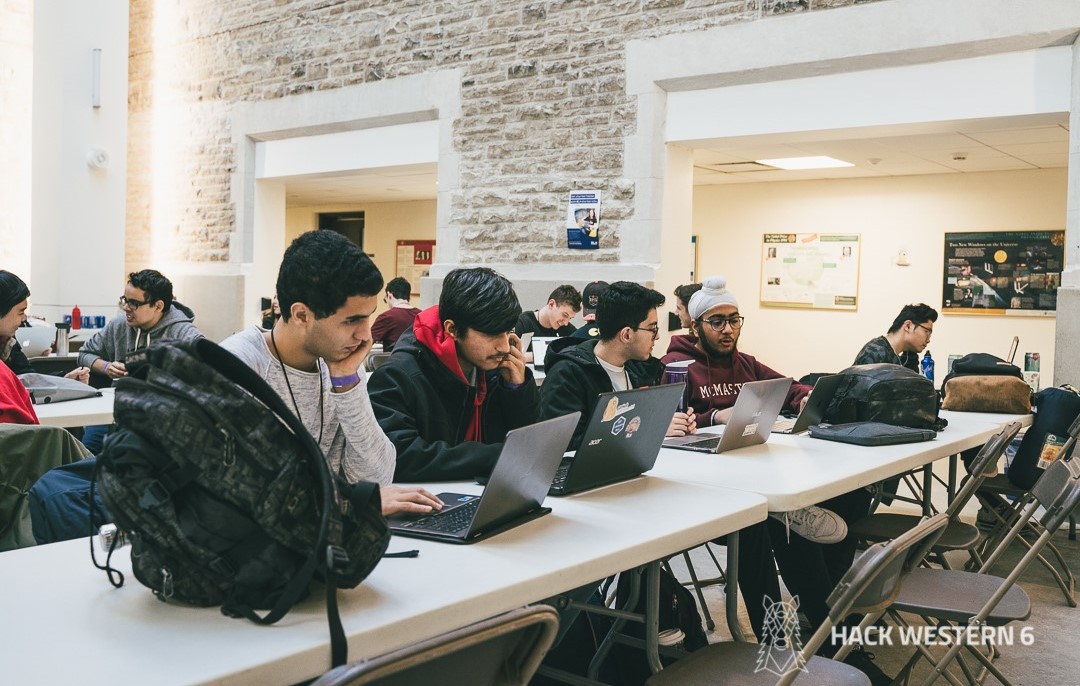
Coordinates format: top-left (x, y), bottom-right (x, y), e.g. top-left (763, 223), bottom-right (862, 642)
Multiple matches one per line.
top-left (514, 311), bottom-right (576, 348)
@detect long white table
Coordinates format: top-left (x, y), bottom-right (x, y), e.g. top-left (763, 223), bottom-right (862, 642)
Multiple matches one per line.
top-left (650, 410), bottom-right (1030, 512)
top-left (0, 476), bottom-right (766, 685)
top-left (33, 387), bottom-right (114, 427)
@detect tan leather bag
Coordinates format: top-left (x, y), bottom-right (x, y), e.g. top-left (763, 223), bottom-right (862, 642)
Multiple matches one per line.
top-left (941, 375), bottom-right (1032, 414)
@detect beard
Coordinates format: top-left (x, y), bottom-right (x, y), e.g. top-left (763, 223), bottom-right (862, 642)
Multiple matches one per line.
top-left (699, 333), bottom-right (735, 359)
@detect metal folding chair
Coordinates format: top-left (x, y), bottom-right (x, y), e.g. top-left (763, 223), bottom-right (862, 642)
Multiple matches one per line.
top-left (311, 605), bottom-right (559, 686)
top-left (850, 423), bottom-right (1022, 570)
top-left (645, 514), bottom-right (949, 686)
top-left (887, 457), bottom-right (1080, 686)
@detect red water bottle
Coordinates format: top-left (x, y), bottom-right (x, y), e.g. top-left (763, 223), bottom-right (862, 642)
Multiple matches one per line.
top-left (71, 304), bottom-right (82, 329)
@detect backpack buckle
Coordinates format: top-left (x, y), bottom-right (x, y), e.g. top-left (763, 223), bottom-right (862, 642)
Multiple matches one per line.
top-left (139, 480), bottom-right (171, 508)
top-left (325, 545), bottom-right (350, 573)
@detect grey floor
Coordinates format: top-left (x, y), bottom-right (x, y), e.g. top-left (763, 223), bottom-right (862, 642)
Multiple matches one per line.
top-left (668, 519), bottom-right (1079, 685)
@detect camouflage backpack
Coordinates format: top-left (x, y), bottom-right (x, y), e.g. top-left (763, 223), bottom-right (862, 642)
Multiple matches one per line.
top-left (94, 338), bottom-right (390, 666)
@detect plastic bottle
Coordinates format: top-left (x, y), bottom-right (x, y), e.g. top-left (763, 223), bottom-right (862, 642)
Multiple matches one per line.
top-left (71, 304), bottom-right (82, 330)
top-left (921, 350), bottom-right (934, 382)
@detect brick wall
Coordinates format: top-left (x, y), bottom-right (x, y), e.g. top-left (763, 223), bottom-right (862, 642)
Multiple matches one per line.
top-left (0, 0), bottom-right (33, 267)
top-left (125, 0), bottom-right (880, 268)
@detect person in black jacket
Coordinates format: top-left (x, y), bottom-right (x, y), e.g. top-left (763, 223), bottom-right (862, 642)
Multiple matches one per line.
top-left (368, 267), bottom-right (541, 482)
top-left (539, 281), bottom-right (696, 451)
top-left (0, 270), bottom-right (89, 382)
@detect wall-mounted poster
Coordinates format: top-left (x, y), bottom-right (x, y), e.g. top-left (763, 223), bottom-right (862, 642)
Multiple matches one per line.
top-left (396, 240), bottom-right (435, 296)
top-left (760, 233), bottom-right (860, 310)
top-left (566, 190), bottom-right (600, 249)
top-left (943, 231), bottom-right (1064, 316)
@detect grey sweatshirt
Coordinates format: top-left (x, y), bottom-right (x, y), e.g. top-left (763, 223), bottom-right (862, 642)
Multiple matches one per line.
top-left (78, 302), bottom-right (203, 369)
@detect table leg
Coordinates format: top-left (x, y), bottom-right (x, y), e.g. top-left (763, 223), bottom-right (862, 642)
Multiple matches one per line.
top-left (922, 464), bottom-right (933, 516)
top-left (726, 530), bottom-right (747, 642)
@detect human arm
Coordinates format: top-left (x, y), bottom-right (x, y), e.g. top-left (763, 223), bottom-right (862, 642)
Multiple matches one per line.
top-left (379, 484), bottom-right (443, 516)
top-left (666, 410), bottom-right (697, 437)
top-left (330, 372), bottom-right (398, 485)
top-left (538, 362), bottom-right (597, 451)
top-left (4, 343), bottom-right (34, 375)
top-left (64, 367), bottom-right (90, 383)
top-left (750, 357), bottom-right (811, 414)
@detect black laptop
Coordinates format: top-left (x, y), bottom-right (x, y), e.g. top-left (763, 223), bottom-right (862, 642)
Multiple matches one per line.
top-left (387, 412), bottom-right (579, 543)
top-left (771, 374), bottom-right (843, 434)
top-left (663, 377), bottom-right (792, 454)
top-left (549, 383), bottom-right (685, 496)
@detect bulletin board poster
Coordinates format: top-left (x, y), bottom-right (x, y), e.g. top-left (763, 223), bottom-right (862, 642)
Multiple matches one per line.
top-left (942, 231), bottom-right (1064, 316)
top-left (760, 233), bottom-right (861, 311)
top-left (396, 240), bottom-right (435, 296)
top-left (566, 190), bottom-right (600, 249)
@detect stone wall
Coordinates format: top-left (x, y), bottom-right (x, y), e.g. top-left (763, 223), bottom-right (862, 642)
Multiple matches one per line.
top-left (125, 0), bottom-right (881, 269)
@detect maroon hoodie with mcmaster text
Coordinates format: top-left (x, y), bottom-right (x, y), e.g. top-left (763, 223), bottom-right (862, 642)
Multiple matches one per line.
top-left (660, 335), bottom-right (810, 427)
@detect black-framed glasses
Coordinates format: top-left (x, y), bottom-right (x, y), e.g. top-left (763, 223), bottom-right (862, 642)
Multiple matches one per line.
top-left (915, 323), bottom-right (934, 337)
top-left (118, 296), bottom-right (150, 311)
top-left (702, 316), bottom-right (745, 332)
top-left (632, 324), bottom-right (661, 340)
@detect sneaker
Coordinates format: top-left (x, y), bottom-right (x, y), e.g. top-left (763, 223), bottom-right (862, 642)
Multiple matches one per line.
top-left (843, 647), bottom-right (894, 686)
top-left (770, 506), bottom-right (847, 544)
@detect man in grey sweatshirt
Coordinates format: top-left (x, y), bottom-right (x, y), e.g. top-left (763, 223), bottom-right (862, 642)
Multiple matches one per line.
top-left (78, 269), bottom-right (203, 380)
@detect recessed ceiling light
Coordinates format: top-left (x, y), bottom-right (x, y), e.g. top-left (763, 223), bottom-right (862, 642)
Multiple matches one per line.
top-left (756, 156), bottom-right (854, 170)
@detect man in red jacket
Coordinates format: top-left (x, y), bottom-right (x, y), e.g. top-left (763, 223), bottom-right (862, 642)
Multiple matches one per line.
top-left (0, 361), bottom-right (37, 425)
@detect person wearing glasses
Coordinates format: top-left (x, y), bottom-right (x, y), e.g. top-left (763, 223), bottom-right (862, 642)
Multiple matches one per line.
top-left (853, 303), bottom-right (938, 373)
top-left (539, 281), bottom-right (696, 451)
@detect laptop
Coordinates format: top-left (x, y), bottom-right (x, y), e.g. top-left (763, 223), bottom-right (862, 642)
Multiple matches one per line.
top-left (662, 377), bottom-right (793, 454)
top-left (1006, 336), bottom-right (1019, 364)
top-left (531, 337), bottom-right (557, 370)
top-left (518, 331), bottom-right (533, 356)
top-left (549, 384), bottom-right (685, 496)
top-left (386, 412), bottom-right (580, 544)
top-left (771, 374), bottom-right (843, 434)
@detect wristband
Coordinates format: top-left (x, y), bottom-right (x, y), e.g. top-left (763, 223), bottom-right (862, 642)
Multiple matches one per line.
top-left (102, 361), bottom-right (111, 375)
top-left (329, 371), bottom-right (362, 389)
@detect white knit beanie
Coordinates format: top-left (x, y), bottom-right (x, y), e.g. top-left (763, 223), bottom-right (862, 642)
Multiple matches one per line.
top-left (688, 276), bottom-right (739, 320)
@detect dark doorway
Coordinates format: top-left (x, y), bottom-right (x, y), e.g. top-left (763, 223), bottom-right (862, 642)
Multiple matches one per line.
top-left (318, 211), bottom-right (365, 247)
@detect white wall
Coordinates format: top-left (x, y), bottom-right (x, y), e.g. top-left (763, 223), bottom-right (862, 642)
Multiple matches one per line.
top-left (29, 0), bottom-right (128, 324)
top-left (692, 168), bottom-right (1065, 385)
top-left (0, 0), bottom-right (33, 271)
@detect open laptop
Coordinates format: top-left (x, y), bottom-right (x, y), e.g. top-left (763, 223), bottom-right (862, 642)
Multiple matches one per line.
top-left (531, 337), bottom-right (557, 370)
top-left (387, 412), bottom-right (579, 544)
top-left (771, 374), bottom-right (843, 434)
top-left (662, 377), bottom-right (793, 454)
top-left (518, 331), bottom-right (533, 356)
top-left (549, 383), bottom-right (685, 496)
top-left (1006, 335), bottom-right (1019, 364)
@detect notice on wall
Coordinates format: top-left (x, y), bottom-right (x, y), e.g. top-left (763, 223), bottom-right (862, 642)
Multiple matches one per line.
top-left (396, 240), bottom-right (435, 295)
top-left (566, 190), bottom-right (600, 249)
top-left (760, 233), bottom-right (861, 310)
top-left (943, 231), bottom-right (1064, 316)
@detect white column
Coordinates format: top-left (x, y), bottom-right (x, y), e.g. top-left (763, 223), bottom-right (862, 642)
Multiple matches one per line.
top-left (1053, 37), bottom-right (1080, 386)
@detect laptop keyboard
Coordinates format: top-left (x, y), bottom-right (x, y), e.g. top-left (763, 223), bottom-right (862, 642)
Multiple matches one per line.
top-left (401, 499), bottom-right (479, 533)
top-left (550, 457), bottom-right (574, 490)
top-left (685, 435), bottom-right (723, 451)
top-left (773, 417), bottom-right (795, 432)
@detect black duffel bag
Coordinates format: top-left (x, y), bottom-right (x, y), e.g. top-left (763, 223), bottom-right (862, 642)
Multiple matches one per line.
top-left (824, 363), bottom-right (946, 432)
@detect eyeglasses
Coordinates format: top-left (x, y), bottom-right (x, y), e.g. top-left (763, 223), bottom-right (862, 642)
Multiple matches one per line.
top-left (915, 323), bottom-right (934, 337)
top-left (118, 296), bottom-right (150, 311)
top-left (632, 325), bottom-right (661, 340)
top-left (702, 316), bottom-right (745, 332)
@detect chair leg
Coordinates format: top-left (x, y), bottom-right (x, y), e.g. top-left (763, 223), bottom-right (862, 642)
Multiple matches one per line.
top-left (680, 551), bottom-right (716, 632)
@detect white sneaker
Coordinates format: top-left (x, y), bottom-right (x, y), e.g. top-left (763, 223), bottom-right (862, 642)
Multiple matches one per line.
top-left (770, 506), bottom-right (847, 544)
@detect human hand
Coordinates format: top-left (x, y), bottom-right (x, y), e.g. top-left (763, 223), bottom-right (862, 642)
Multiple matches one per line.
top-left (667, 411), bottom-right (697, 437)
top-left (326, 338), bottom-right (373, 387)
top-left (103, 361), bottom-right (127, 379)
top-left (380, 485), bottom-right (444, 517)
top-left (65, 367), bottom-right (90, 383)
top-left (798, 395), bottom-right (809, 413)
top-left (497, 333), bottom-right (528, 386)
top-left (710, 407), bottom-right (734, 425)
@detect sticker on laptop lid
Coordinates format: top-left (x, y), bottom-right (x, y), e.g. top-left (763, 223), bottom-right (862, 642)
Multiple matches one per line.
top-left (602, 396), bottom-right (637, 422)
top-left (742, 423), bottom-right (758, 437)
top-left (611, 416), bottom-right (626, 436)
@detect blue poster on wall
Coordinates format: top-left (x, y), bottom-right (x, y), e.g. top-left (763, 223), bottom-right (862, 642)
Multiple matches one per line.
top-left (566, 190), bottom-right (600, 249)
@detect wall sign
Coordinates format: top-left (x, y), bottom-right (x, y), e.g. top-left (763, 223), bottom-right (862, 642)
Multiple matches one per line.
top-left (396, 240), bottom-right (435, 295)
top-left (760, 233), bottom-right (861, 311)
top-left (943, 230), bottom-right (1064, 316)
top-left (566, 190), bottom-right (600, 249)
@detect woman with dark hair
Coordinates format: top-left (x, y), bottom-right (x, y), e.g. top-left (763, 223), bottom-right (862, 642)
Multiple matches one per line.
top-left (0, 270), bottom-right (90, 382)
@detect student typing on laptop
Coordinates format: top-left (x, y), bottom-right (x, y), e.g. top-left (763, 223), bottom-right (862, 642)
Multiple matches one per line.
top-left (539, 281), bottom-right (696, 450)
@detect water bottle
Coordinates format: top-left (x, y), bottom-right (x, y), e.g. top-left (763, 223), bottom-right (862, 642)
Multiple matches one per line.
top-left (921, 350), bottom-right (935, 382)
top-left (54, 322), bottom-right (70, 355)
top-left (662, 360), bottom-right (694, 412)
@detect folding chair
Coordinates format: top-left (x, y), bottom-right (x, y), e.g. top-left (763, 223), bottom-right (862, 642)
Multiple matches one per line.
top-left (972, 413), bottom-right (1080, 606)
top-left (887, 457), bottom-right (1080, 686)
top-left (849, 422), bottom-right (1022, 570)
top-left (665, 542), bottom-right (728, 632)
top-left (311, 605), bottom-right (559, 686)
top-left (645, 514), bottom-right (949, 686)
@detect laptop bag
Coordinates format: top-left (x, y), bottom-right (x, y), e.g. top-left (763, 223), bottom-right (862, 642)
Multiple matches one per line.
top-left (808, 422), bottom-right (937, 446)
top-left (17, 372), bottom-right (101, 404)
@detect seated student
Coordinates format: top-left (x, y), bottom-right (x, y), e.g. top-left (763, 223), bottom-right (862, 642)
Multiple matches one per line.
top-left (515, 284), bottom-right (581, 342)
top-left (539, 281), bottom-right (695, 450)
top-left (0, 357), bottom-right (38, 425)
top-left (0, 271), bottom-right (89, 382)
top-left (370, 276), bottom-right (420, 349)
top-left (221, 230), bottom-right (440, 517)
top-left (369, 267), bottom-right (540, 482)
top-left (562, 280), bottom-right (609, 342)
top-left (665, 282), bottom-right (702, 354)
top-left (854, 303), bottom-right (937, 372)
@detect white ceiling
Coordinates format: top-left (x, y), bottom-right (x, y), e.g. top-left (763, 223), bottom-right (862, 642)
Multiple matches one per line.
top-left (280, 114), bottom-right (1071, 204)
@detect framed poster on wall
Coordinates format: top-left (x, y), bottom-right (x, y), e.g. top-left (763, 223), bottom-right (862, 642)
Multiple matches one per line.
top-left (760, 233), bottom-right (860, 310)
top-left (942, 231), bottom-right (1064, 316)
top-left (396, 240), bottom-right (435, 296)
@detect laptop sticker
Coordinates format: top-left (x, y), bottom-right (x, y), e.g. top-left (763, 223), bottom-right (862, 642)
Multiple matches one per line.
top-left (742, 423), bottom-right (758, 437)
top-left (611, 416), bottom-right (626, 435)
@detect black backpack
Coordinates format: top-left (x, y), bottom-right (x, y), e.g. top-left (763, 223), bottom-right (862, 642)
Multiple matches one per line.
top-left (1006, 385), bottom-right (1080, 490)
top-left (93, 338), bottom-right (390, 666)
top-left (825, 363), bottom-right (946, 431)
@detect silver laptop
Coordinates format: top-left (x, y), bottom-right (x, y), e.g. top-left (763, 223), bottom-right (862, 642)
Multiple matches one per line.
top-left (531, 336), bottom-right (557, 370)
top-left (387, 412), bottom-right (579, 543)
top-left (771, 374), bottom-right (843, 434)
top-left (663, 377), bottom-right (793, 453)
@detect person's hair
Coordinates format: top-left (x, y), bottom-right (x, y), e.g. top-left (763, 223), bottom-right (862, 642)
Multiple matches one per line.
top-left (887, 303), bottom-right (939, 333)
top-left (440, 267), bottom-right (521, 335)
top-left (673, 283), bottom-right (702, 307)
top-left (277, 231), bottom-right (384, 321)
top-left (0, 270), bottom-right (30, 319)
top-left (386, 277), bottom-right (412, 300)
top-left (547, 284), bottom-right (582, 311)
top-left (596, 281), bottom-right (666, 341)
top-left (128, 269), bottom-right (176, 313)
